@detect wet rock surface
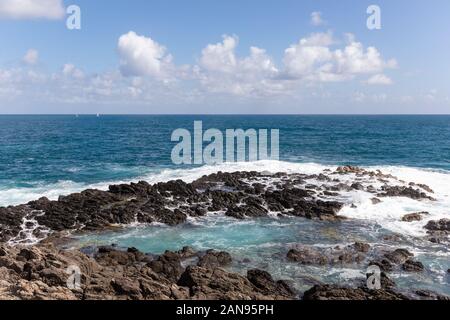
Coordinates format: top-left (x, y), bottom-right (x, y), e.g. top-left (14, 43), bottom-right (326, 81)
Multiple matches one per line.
top-left (401, 212), bottom-right (428, 222)
top-left (424, 219), bottom-right (450, 243)
top-left (0, 169), bottom-right (437, 244)
top-left (0, 167), bottom-right (446, 300)
top-left (197, 250), bottom-right (232, 268)
top-left (0, 171), bottom-right (352, 243)
top-left (287, 242), bottom-right (371, 266)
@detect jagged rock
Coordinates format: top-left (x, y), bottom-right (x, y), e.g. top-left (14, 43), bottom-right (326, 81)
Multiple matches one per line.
top-left (371, 198), bottom-right (382, 205)
top-left (353, 242), bottom-right (371, 253)
top-left (402, 260), bottom-right (424, 272)
top-left (378, 186), bottom-right (435, 201)
top-left (369, 248), bottom-right (415, 273)
top-left (287, 247), bottom-right (328, 265)
top-left (177, 266), bottom-right (293, 300)
top-left (0, 244), bottom-right (299, 301)
top-left (402, 212), bottom-right (428, 222)
top-left (424, 219), bottom-right (450, 243)
top-left (287, 243), bottom-right (370, 266)
top-left (18, 248), bottom-right (40, 261)
top-left (415, 290), bottom-right (450, 300)
top-left (302, 284), bottom-right (408, 300)
top-left (425, 219), bottom-right (450, 232)
top-left (111, 278), bottom-right (142, 298)
top-left (351, 183), bottom-right (364, 191)
top-left (409, 182), bottom-right (434, 194)
top-left (0, 169), bottom-right (447, 301)
top-left (197, 250), bottom-right (232, 268)
top-left (176, 246), bottom-right (197, 259)
top-left (147, 251), bottom-right (184, 282)
top-left (384, 249), bottom-right (413, 265)
top-left (246, 269), bottom-right (295, 297)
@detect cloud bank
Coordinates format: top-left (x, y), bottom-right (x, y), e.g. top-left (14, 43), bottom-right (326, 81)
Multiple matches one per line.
top-left (0, 0), bottom-right (65, 20)
top-left (0, 27), bottom-right (404, 110)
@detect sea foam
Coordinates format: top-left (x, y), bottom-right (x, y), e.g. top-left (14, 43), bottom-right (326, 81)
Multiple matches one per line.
top-left (1, 160), bottom-right (449, 237)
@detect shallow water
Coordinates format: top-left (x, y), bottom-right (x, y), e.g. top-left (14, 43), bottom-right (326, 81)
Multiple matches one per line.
top-left (73, 214), bottom-right (450, 295)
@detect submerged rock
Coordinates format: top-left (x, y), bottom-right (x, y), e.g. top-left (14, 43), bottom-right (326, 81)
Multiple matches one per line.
top-left (287, 242), bottom-right (371, 266)
top-left (287, 247), bottom-right (328, 265)
top-left (401, 212), bottom-right (428, 222)
top-left (424, 219), bottom-right (450, 243)
top-left (371, 198), bottom-right (382, 205)
top-left (402, 259), bottom-right (424, 272)
top-left (384, 249), bottom-right (413, 265)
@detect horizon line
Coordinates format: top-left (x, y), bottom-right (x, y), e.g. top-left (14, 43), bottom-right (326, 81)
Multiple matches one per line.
top-left (1, 113), bottom-right (450, 116)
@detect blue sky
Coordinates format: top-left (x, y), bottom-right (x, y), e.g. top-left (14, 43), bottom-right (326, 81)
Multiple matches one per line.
top-left (0, 0), bottom-right (449, 114)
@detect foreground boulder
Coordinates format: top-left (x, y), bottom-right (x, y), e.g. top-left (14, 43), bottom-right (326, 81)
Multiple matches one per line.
top-left (0, 244), bottom-right (297, 301)
top-left (197, 250), bottom-right (232, 268)
top-left (177, 266), bottom-right (295, 300)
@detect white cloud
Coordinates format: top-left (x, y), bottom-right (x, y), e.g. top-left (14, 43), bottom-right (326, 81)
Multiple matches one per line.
top-left (200, 35), bottom-right (238, 73)
top-left (352, 91), bottom-right (388, 103)
top-left (23, 49), bottom-right (39, 65)
top-left (0, 0), bottom-right (65, 20)
top-left (62, 64), bottom-right (84, 79)
top-left (117, 31), bottom-right (173, 78)
top-left (311, 11), bottom-right (325, 26)
top-left (283, 32), bottom-right (334, 79)
top-left (334, 42), bottom-right (397, 74)
top-left (1, 31), bottom-right (401, 107)
top-left (366, 74), bottom-right (393, 85)
top-left (283, 32), bottom-right (396, 82)
top-left (197, 35), bottom-right (281, 96)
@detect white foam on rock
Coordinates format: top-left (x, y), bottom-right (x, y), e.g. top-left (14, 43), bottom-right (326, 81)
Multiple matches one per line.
top-left (338, 166), bottom-right (450, 237)
top-left (1, 160), bottom-right (449, 238)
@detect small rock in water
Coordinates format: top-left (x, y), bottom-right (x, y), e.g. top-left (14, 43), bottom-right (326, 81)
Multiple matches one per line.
top-left (384, 249), bottom-right (414, 265)
top-left (402, 259), bottom-right (424, 272)
top-left (371, 198), bottom-right (382, 205)
top-left (287, 247), bottom-right (328, 265)
top-left (425, 219), bottom-right (450, 231)
top-left (401, 212), bottom-right (428, 222)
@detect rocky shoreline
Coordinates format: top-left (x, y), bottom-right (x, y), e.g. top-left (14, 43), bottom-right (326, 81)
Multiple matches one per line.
top-left (0, 166), bottom-right (449, 300)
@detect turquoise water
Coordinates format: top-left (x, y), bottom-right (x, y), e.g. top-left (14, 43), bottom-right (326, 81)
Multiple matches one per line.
top-left (74, 215), bottom-right (450, 295)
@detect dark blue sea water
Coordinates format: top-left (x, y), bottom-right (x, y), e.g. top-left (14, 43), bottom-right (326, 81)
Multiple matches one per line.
top-left (1, 115), bottom-right (450, 295)
top-left (1, 115), bottom-right (449, 191)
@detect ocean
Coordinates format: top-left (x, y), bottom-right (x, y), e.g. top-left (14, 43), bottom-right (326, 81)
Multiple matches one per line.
top-left (1, 115), bottom-right (449, 295)
top-left (1, 115), bottom-right (450, 206)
